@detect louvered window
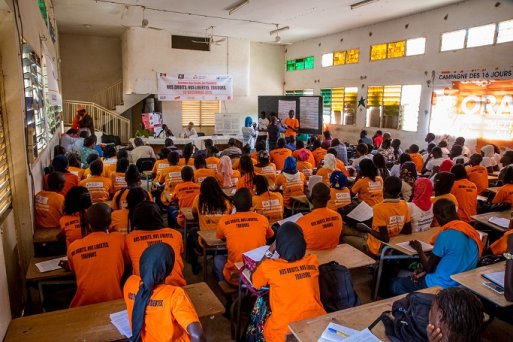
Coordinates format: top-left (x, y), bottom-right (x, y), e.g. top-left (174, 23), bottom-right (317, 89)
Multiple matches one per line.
top-left (321, 87), bottom-right (358, 125)
top-left (181, 100), bottom-right (220, 127)
top-left (0, 104), bottom-right (12, 216)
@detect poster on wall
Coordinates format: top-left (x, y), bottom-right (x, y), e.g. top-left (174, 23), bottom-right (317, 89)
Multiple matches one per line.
top-left (430, 67), bottom-right (513, 141)
top-left (299, 96), bottom-right (320, 130)
top-left (278, 100), bottom-right (297, 120)
top-left (156, 73), bottom-right (233, 101)
top-left (42, 42), bottom-right (62, 106)
top-left (141, 112), bottom-right (163, 132)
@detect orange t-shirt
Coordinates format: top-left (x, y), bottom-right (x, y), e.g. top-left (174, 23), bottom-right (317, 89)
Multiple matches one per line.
top-left (351, 176), bottom-right (384, 207)
top-left (316, 167), bottom-right (338, 186)
top-left (269, 148), bottom-right (292, 171)
top-left (170, 182), bottom-right (200, 227)
top-left (35, 190), bottom-right (64, 229)
top-left (252, 191), bottom-right (284, 224)
top-left (293, 148), bottom-right (316, 167)
top-left (111, 187), bottom-right (153, 211)
top-left (58, 172), bottom-right (79, 196)
top-left (102, 158), bottom-right (117, 176)
top-left (59, 213), bottom-right (83, 248)
top-left (327, 187), bottom-right (351, 212)
top-left (312, 148), bottom-right (327, 167)
top-left (237, 173), bottom-right (255, 195)
top-left (110, 172), bottom-right (128, 193)
top-left (68, 166), bottom-right (85, 180)
top-left (110, 208), bottom-right (129, 235)
top-left (194, 168), bottom-right (216, 184)
top-left (450, 179), bottom-right (477, 223)
top-left (275, 172), bottom-right (306, 208)
top-left (254, 164), bottom-right (277, 188)
top-left (432, 193), bottom-right (459, 207)
top-left (192, 195), bottom-right (231, 231)
top-left (126, 228), bottom-right (185, 286)
top-left (283, 117), bottom-right (299, 137)
top-left (124, 275), bottom-right (199, 342)
top-left (490, 230), bottom-right (513, 255)
top-left (252, 254), bottom-right (326, 342)
top-left (79, 176), bottom-right (113, 203)
top-left (68, 231), bottom-right (127, 307)
top-left (297, 208), bottom-right (342, 250)
top-left (152, 159), bottom-right (170, 176)
top-left (409, 153), bottom-right (424, 172)
top-left (206, 156), bottom-right (220, 170)
top-left (367, 199), bottom-right (411, 256)
top-left (466, 165), bottom-right (488, 194)
top-left (492, 184), bottom-right (513, 205)
top-left (216, 211), bottom-right (274, 284)
top-left (297, 161), bottom-right (314, 180)
top-left (335, 160), bottom-right (350, 177)
top-left (216, 170), bottom-right (241, 188)
top-left (159, 165), bottom-right (184, 193)
top-left (82, 167), bottom-right (110, 179)
top-left (232, 157), bottom-right (257, 171)
top-left (178, 158), bottom-right (195, 166)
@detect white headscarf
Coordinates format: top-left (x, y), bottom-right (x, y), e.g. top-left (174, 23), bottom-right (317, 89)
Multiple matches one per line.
top-left (323, 153), bottom-right (337, 171)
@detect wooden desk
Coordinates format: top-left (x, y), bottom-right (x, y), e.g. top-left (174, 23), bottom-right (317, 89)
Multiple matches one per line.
top-left (291, 195), bottom-right (310, 215)
top-left (181, 207), bottom-right (195, 222)
top-left (33, 228), bottom-right (60, 244)
top-left (471, 210), bottom-right (511, 232)
top-left (197, 230), bottom-right (226, 281)
top-left (451, 261), bottom-right (512, 308)
top-left (26, 256), bottom-right (72, 282)
top-left (291, 195), bottom-right (308, 204)
top-left (385, 227), bottom-right (441, 256)
top-left (307, 244), bottom-right (375, 269)
top-left (180, 207), bottom-right (198, 258)
top-left (488, 175), bottom-right (498, 181)
top-left (5, 282), bottom-right (224, 342)
top-left (487, 187), bottom-right (500, 194)
top-left (289, 287), bottom-right (441, 341)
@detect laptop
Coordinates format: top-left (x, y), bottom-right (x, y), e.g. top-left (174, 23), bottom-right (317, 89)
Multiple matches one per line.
top-left (482, 271), bottom-right (505, 288)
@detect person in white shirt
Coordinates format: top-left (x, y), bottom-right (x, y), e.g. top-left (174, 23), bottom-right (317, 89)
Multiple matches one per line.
top-left (61, 128), bottom-right (80, 153)
top-left (241, 116), bottom-right (257, 149)
top-left (180, 122), bottom-right (198, 138)
top-left (438, 140), bottom-right (450, 158)
top-left (257, 111), bottom-right (269, 146)
top-left (422, 132), bottom-right (436, 153)
top-left (425, 147), bottom-right (446, 173)
top-left (350, 143), bottom-right (373, 171)
top-left (480, 144), bottom-right (497, 171)
top-left (130, 137), bottom-right (156, 164)
top-left (408, 178), bottom-right (434, 232)
top-left (455, 137), bottom-right (471, 157)
top-left (450, 145), bottom-right (469, 165)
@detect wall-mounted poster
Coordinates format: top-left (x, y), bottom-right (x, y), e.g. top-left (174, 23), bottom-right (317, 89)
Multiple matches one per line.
top-left (141, 112), bottom-right (163, 131)
top-left (430, 67), bottom-right (513, 141)
top-left (157, 73), bottom-right (233, 101)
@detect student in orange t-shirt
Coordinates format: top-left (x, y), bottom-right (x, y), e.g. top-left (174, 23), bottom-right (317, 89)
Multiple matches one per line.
top-left (489, 230), bottom-right (513, 255)
top-left (312, 138), bottom-right (327, 167)
top-left (283, 110), bottom-right (299, 138)
top-left (67, 203), bottom-right (128, 307)
top-left (124, 243), bottom-right (205, 342)
top-left (48, 155), bottom-right (79, 196)
top-left (251, 222), bottom-right (326, 342)
top-left (296, 148), bottom-right (314, 181)
top-left (315, 153), bottom-right (338, 185)
top-left (158, 152), bottom-right (184, 205)
top-left (205, 148), bottom-right (221, 170)
top-left (35, 172), bottom-right (65, 230)
top-left (327, 148), bottom-right (349, 176)
top-left (327, 171), bottom-right (352, 212)
top-left (79, 159), bottom-right (113, 203)
top-left (193, 155), bottom-right (216, 184)
top-left (252, 175), bottom-right (284, 224)
top-left (58, 186), bottom-right (92, 248)
top-left (254, 151), bottom-right (277, 188)
top-left (68, 153), bottom-right (85, 180)
top-left (408, 144), bottom-right (424, 172)
top-left (111, 188), bottom-right (150, 235)
top-left (111, 165), bottom-right (152, 211)
top-left (351, 159), bottom-right (384, 207)
top-left (110, 158), bottom-right (129, 194)
top-left (293, 140), bottom-right (316, 166)
top-left (126, 201), bottom-right (186, 287)
top-left (450, 164), bottom-right (477, 223)
top-left (432, 172), bottom-right (458, 207)
top-left (152, 149), bottom-right (170, 179)
top-left (216, 155), bottom-right (240, 189)
top-left (297, 183), bottom-right (343, 250)
top-left (169, 166), bottom-right (200, 228)
top-left (357, 176), bottom-right (411, 256)
top-left (215, 188), bottom-right (274, 285)
top-left (274, 156), bottom-right (307, 210)
top-left (269, 138), bottom-right (292, 171)
top-left (466, 154), bottom-right (488, 194)
top-left (237, 155), bottom-right (257, 194)
top-left (101, 145), bottom-right (118, 177)
top-left (492, 165), bottom-right (513, 205)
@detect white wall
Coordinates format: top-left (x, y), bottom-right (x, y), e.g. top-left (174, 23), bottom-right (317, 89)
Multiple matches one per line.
top-left (284, 0), bottom-right (513, 150)
top-left (122, 28), bottom-right (284, 135)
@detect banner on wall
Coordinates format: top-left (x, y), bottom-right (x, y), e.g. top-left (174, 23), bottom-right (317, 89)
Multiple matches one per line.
top-left (430, 67), bottom-right (513, 141)
top-left (42, 42), bottom-right (62, 106)
top-left (156, 73), bottom-right (233, 101)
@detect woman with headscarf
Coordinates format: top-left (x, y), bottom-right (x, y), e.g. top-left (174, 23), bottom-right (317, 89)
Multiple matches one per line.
top-left (241, 116), bottom-right (257, 149)
top-left (316, 153), bottom-right (338, 185)
top-left (126, 201), bottom-right (186, 287)
top-left (327, 171), bottom-right (351, 212)
top-left (408, 178), bottom-right (434, 232)
top-left (390, 153), bottom-right (411, 178)
top-left (252, 175), bottom-right (284, 224)
top-left (351, 158), bottom-right (384, 207)
top-left (296, 149), bottom-right (314, 180)
top-left (124, 243), bottom-right (205, 342)
top-left (251, 222), bottom-right (325, 342)
top-left (399, 161), bottom-right (417, 202)
top-left (216, 156), bottom-right (240, 189)
top-left (480, 144), bottom-right (497, 173)
top-left (254, 150), bottom-right (277, 188)
top-left (275, 156), bottom-right (306, 211)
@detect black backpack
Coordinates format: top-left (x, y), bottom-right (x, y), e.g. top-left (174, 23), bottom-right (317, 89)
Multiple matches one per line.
top-left (370, 292), bottom-right (435, 342)
top-left (318, 261), bottom-right (360, 312)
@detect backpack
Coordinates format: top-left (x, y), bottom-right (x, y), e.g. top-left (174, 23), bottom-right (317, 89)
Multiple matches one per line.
top-left (318, 261), bottom-right (360, 312)
top-left (371, 292), bottom-right (435, 342)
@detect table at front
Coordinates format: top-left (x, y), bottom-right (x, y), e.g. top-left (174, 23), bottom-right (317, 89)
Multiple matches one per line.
top-left (131, 135), bottom-right (243, 151)
top-left (288, 286), bottom-right (441, 342)
top-left (5, 282), bottom-right (224, 342)
top-left (451, 261), bottom-right (512, 308)
top-left (472, 210), bottom-right (511, 232)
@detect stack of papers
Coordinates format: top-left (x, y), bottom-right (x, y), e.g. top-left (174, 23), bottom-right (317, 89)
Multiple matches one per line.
top-left (346, 201), bottom-right (373, 222)
top-left (488, 217), bottom-right (510, 229)
top-left (277, 213), bottom-right (303, 225)
top-left (318, 323), bottom-right (382, 341)
top-left (110, 310), bottom-right (132, 338)
top-left (35, 256), bottom-right (68, 273)
top-left (243, 245), bottom-right (279, 263)
top-left (395, 241), bottom-right (433, 254)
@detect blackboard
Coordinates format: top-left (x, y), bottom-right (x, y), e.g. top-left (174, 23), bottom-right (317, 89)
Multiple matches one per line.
top-left (258, 96), bottom-right (323, 135)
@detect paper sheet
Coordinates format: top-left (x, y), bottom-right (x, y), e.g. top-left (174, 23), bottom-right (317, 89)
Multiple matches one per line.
top-left (110, 310), bottom-right (132, 338)
top-left (477, 195), bottom-right (488, 201)
top-left (277, 213), bottom-right (303, 226)
top-left (35, 256), bottom-right (68, 273)
top-left (488, 216), bottom-right (510, 228)
top-left (318, 322), bottom-right (360, 341)
top-left (299, 96), bottom-right (320, 130)
top-left (346, 201), bottom-right (373, 222)
top-left (483, 271), bottom-right (505, 288)
top-left (243, 245), bottom-right (279, 263)
top-left (278, 100), bottom-right (297, 120)
top-left (344, 328), bottom-right (382, 341)
top-left (395, 241), bottom-right (433, 254)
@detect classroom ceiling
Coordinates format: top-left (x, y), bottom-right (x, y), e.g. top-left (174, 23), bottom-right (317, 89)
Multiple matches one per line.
top-left (54, 0), bottom-right (463, 43)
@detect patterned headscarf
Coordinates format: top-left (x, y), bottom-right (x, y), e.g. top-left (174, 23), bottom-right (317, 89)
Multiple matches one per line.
top-left (400, 161), bottom-right (417, 187)
top-left (330, 171), bottom-right (348, 189)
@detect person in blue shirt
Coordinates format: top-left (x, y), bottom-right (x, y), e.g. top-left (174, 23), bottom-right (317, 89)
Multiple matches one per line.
top-left (389, 198), bottom-right (480, 295)
top-left (359, 130), bottom-right (373, 147)
top-left (331, 138), bottom-right (348, 165)
top-left (92, 135), bottom-right (104, 158)
top-left (285, 135), bottom-right (296, 152)
top-left (80, 136), bottom-right (99, 169)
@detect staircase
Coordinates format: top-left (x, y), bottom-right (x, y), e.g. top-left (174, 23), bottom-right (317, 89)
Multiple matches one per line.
top-left (92, 80), bottom-right (123, 111)
top-left (63, 100), bottom-right (131, 143)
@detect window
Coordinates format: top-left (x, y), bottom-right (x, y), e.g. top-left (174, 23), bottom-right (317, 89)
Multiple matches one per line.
top-left (0, 104), bottom-right (12, 217)
top-left (321, 53), bottom-right (333, 67)
top-left (286, 56), bottom-right (314, 71)
top-left (321, 87), bottom-right (358, 125)
top-left (467, 24), bottom-right (495, 47)
top-left (441, 29), bottom-right (466, 51)
top-left (370, 43), bottom-right (387, 61)
top-left (333, 51), bottom-right (346, 65)
top-left (366, 84), bottom-right (422, 131)
top-left (406, 37), bottom-right (426, 56)
top-left (371, 38), bottom-right (425, 61)
top-left (285, 89), bottom-right (314, 96)
top-left (181, 100), bottom-right (220, 127)
top-left (387, 41), bottom-right (405, 58)
top-left (320, 49), bottom-right (360, 67)
top-left (345, 49), bottom-right (359, 64)
top-left (497, 19), bottom-right (513, 43)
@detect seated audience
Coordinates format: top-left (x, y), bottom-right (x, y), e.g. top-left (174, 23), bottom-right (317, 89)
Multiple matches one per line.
top-left (373, 153), bottom-right (390, 180)
top-left (432, 172), bottom-right (458, 207)
top-left (480, 144), bottom-right (498, 172)
top-left (158, 152), bottom-right (184, 205)
top-left (205, 147), bottom-right (220, 170)
top-left (489, 226), bottom-right (513, 255)
top-left (110, 158), bottom-right (129, 194)
top-left (68, 153), bottom-right (85, 179)
top-left (131, 137), bottom-right (157, 165)
top-left (311, 138), bottom-right (327, 167)
top-left (180, 143), bottom-right (196, 166)
top-left (450, 164), bottom-right (477, 223)
top-left (237, 155), bottom-right (256, 194)
top-left (169, 166), bottom-right (200, 228)
top-left (193, 155), bottom-right (216, 184)
top-left (35, 172), bottom-right (65, 229)
top-left (216, 155), bottom-right (240, 189)
top-left (327, 171), bottom-right (351, 212)
top-left (192, 177), bottom-right (232, 232)
top-left (378, 138), bottom-right (395, 163)
top-left (285, 135), bottom-right (296, 151)
top-left (391, 138), bottom-right (403, 162)
top-left (59, 186), bottom-right (92, 247)
top-left (450, 144), bottom-right (468, 165)
top-left (390, 153), bottom-right (411, 178)
top-left (275, 157), bottom-right (306, 210)
top-left (454, 136), bottom-right (472, 157)
top-left (253, 151), bottom-right (276, 188)
top-left (492, 165), bottom-right (513, 205)
top-left (315, 153), bottom-right (337, 185)
top-left (408, 144), bottom-right (424, 172)
top-left (373, 130), bottom-right (383, 149)
top-left (152, 148), bottom-right (170, 178)
top-left (292, 140), bottom-right (316, 166)
top-left (111, 165), bottom-right (150, 210)
top-left (351, 159), bottom-right (384, 207)
top-left (359, 129), bottom-right (373, 146)
top-left (252, 175), bottom-right (283, 224)
top-left (424, 147), bottom-right (445, 175)
top-left (60, 128), bottom-right (80, 153)
top-left (102, 145), bottom-right (118, 175)
top-left (50, 155), bottom-right (79, 196)
top-left (296, 149), bottom-right (314, 180)
top-left (327, 148), bottom-right (349, 176)
top-left (331, 138), bottom-right (348, 165)
top-left (111, 188), bottom-right (150, 235)
top-left (220, 138), bottom-right (242, 158)
top-left (408, 178), bottom-right (434, 232)
top-left (350, 143), bottom-right (372, 171)
top-left (499, 150), bottom-right (513, 183)
top-left (80, 136), bottom-right (98, 169)
top-left (466, 154), bottom-right (488, 194)
top-left (270, 138), bottom-right (292, 170)
top-left (399, 161), bottom-right (417, 202)
top-left (438, 140), bottom-right (450, 158)
top-left (79, 160), bottom-right (113, 203)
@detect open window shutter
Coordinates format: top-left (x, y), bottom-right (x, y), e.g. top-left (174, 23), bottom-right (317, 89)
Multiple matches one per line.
top-left (0, 107), bottom-right (12, 216)
top-left (182, 101), bottom-right (201, 126)
top-left (199, 101), bottom-right (220, 126)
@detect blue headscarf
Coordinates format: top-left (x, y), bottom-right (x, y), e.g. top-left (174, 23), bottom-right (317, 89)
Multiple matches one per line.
top-left (276, 222), bottom-right (306, 262)
top-left (330, 171), bottom-right (348, 189)
top-left (244, 116), bottom-right (253, 127)
top-left (131, 243), bottom-right (175, 342)
top-left (283, 156), bottom-right (297, 174)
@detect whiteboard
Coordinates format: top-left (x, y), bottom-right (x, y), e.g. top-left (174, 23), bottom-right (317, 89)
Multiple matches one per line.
top-left (215, 113), bottom-right (255, 135)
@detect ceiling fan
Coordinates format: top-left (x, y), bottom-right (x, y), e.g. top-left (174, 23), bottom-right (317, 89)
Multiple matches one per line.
top-left (122, 6), bottom-right (163, 31)
top-left (192, 26), bottom-right (227, 47)
top-left (270, 24), bottom-right (291, 45)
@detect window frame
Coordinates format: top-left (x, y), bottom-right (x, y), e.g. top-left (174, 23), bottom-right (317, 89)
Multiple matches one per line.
top-left (181, 100), bottom-right (221, 127)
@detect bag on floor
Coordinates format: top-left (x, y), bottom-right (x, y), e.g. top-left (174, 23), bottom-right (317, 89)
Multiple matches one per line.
top-left (318, 261), bottom-right (360, 312)
top-left (245, 294), bottom-right (271, 342)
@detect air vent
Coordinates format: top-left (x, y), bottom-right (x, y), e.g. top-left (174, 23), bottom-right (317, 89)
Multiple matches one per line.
top-left (172, 35), bottom-right (210, 51)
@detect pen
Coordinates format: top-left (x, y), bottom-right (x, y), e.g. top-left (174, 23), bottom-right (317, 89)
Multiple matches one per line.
top-left (328, 327), bottom-right (348, 337)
